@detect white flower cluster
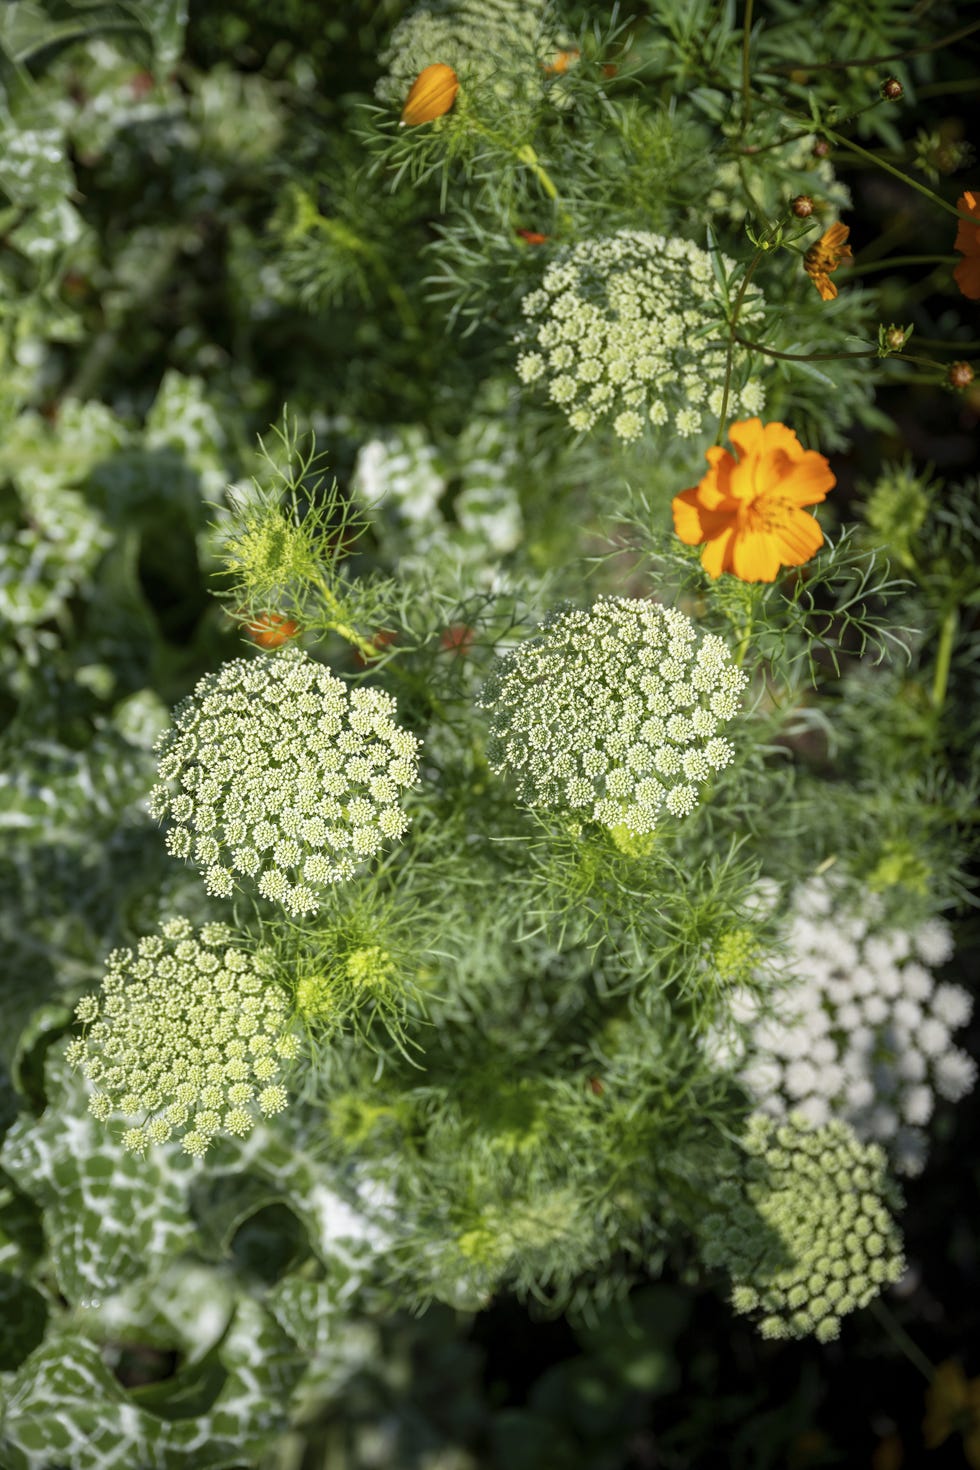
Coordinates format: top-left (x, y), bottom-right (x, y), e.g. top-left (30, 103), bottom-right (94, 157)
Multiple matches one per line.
top-left (516, 231), bottom-right (766, 441)
top-left (726, 878), bottom-right (976, 1175)
top-left (375, 0), bottom-right (550, 107)
top-left (149, 648), bottom-right (420, 918)
top-left (478, 597), bottom-right (747, 832)
top-left (351, 419), bottom-right (523, 578)
top-left (66, 918), bottom-right (300, 1157)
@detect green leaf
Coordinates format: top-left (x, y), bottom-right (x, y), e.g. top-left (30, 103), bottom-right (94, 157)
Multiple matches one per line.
top-left (0, 1051), bottom-right (201, 1301)
top-left (0, 1299), bottom-right (301, 1470)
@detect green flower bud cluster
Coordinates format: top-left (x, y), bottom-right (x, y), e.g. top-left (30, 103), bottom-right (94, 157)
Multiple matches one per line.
top-left (516, 231), bottom-right (767, 441)
top-left (149, 648), bottom-right (420, 918)
top-left (375, 0), bottom-right (551, 108)
top-left (478, 597), bottom-right (746, 832)
top-left (699, 1113), bottom-right (905, 1342)
top-left (66, 918), bottom-right (300, 1157)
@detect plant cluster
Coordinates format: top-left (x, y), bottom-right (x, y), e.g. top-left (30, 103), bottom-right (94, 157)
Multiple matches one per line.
top-left (1, 0), bottom-right (978, 1466)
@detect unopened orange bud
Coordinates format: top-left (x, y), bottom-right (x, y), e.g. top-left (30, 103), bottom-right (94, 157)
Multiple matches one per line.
top-left (948, 360), bottom-right (975, 389)
top-left (353, 629), bottom-right (398, 668)
top-left (246, 613), bottom-right (300, 649)
top-left (440, 624), bottom-right (474, 655)
top-left (543, 48), bottom-right (580, 75)
top-left (400, 63), bottom-right (459, 126)
top-left (791, 194), bottom-right (814, 218)
top-left (516, 228), bottom-right (549, 245)
top-left (881, 77), bottom-right (904, 101)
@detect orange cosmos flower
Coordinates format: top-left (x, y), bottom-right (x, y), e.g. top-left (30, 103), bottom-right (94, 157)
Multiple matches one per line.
top-left (672, 418), bottom-right (835, 582)
top-left (400, 63), bottom-right (459, 126)
top-left (803, 221), bottom-right (852, 301)
top-left (953, 190), bottom-right (980, 300)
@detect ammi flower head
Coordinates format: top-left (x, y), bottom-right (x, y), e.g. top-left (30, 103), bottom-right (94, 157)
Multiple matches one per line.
top-left (672, 418), bottom-right (835, 583)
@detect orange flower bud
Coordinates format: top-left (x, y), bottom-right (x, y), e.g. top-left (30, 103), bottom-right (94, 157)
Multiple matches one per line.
top-left (440, 624), bottom-right (474, 655)
top-left (543, 48), bottom-right (580, 75)
top-left (791, 194), bottom-right (814, 218)
top-left (880, 77), bottom-right (904, 101)
top-left (246, 613), bottom-right (300, 649)
top-left (400, 63), bottom-right (459, 126)
top-left (516, 228), bottom-right (549, 245)
top-left (353, 629), bottom-right (398, 668)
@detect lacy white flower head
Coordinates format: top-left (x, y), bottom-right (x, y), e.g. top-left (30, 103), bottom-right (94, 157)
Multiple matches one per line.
top-left (478, 597), bottom-right (747, 834)
top-left (699, 1113), bottom-right (905, 1342)
top-left (516, 231), bottom-right (767, 441)
top-left (149, 648), bottom-right (421, 918)
top-left (724, 876), bottom-right (974, 1176)
top-left (66, 918), bottom-right (300, 1157)
top-left (375, 0), bottom-right (551, 108)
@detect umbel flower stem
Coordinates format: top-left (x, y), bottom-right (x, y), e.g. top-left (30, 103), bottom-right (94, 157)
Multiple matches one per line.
top-left (931, 604), bottom-right (959, 713)
top-left (312, 572), bottom-right (385, 663)
top-left (870, 1300), bottom-right (935, 1382)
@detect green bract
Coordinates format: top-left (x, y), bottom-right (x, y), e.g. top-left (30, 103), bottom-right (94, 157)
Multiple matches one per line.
top-left (67, 918), bottom-right (300, 1157)
top-left (516, 231), bottom-right (767, 441)
top-left (699, 1113), bottom-right (906, 1342)
top-left (478, 597), bottom-right (747, 832)
top-left (148, 648), bottom-right (421, 917)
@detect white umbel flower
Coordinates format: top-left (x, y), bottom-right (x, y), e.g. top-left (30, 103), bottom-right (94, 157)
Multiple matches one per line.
top-left (516, 231), bottom-right (766, 441)
top-left (478, 597), bottom-right (746, 834)
top-left (150, 648), bottom-right (420, 918)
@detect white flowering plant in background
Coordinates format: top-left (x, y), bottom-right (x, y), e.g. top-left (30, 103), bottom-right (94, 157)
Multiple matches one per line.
top-left (1, 1), bottom-right (978, 1468)
top-left (713, 877), bottom-right (976, 1177)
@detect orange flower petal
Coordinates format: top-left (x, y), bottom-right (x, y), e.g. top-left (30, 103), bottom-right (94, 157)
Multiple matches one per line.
top-left (766, 449), bottom-right (835, 506)
top-left (701, 525), bottom-right (736, 579)
top-left (954, 254), bottom-right (980, 300)
top-left (773, 507), bottom-right (825, 565)
top-left (671, 487), bottom-right (709, 545)
top-left (727, 418), bottom-right (765, 461)
top-left (730, 529), bottom-right (778, 582)
top-left (401, 63), bottom-right (459, 126)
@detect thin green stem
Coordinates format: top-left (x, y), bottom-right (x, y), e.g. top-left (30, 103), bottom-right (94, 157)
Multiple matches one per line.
top-left (848, 254), bottom-right (960, 276)
top-left (740, 0), bottom-right (756, 131)
top-left (931, 604), bottom-right (959, 712)
top-left (312, 574), bottom-right (381, 662)
top-left (735, 616), bottom-right (753, 666)
top-left (468, 118), bottom-right (573, 227)
top-left (870, 1300), bottom-right (935, 1382)
top-left (821, 130), bottom-right (968, 221)
top-left (716, 250), bottom-right (766, 443)
top-left (734, 333), bottom-right (878, 362)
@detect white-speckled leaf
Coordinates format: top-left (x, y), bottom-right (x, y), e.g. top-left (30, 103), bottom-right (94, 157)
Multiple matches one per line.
top-left (0, 1052), bottom-right (200, 1302)
top-left (0, 1297), bottom-right (301, 1470)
